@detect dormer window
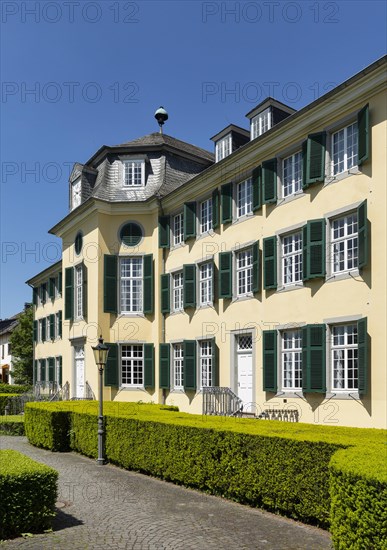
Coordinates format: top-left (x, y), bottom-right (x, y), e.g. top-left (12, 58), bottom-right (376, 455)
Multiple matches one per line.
top-left (71, 178), bottom-right (81, 210)
top-left (124, 160), bottom-right (145, 187)
top-left (251, 107), bottom-right (272, 139)
top-left (215, 134), bottom-right (232, 162)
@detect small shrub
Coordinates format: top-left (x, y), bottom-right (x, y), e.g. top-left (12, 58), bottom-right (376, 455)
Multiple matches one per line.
top-left (0, 450), bottom-right (58, 540)
top-left (0, 415), bottom-right (24, 436)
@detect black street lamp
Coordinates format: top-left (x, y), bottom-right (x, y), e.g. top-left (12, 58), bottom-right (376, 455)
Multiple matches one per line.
top-left (92, 336), bottom-right (109, 465)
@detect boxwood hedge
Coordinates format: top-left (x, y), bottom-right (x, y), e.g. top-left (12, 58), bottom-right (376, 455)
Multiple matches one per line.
top-left (0, 450), bottom-right (58, 540)
top-left (0, 394), bottom-right (18, 415)
top-left (0, 415), bottom-right (24, 436)
top-left (24, 401), bottom-right (387, 546)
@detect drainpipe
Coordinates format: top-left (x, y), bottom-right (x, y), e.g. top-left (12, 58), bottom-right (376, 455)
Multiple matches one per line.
top-left (156, 193), bottom-right (166, 405)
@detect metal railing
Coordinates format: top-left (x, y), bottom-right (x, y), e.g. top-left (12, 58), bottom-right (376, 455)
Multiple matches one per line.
top-left (34, 381), bottom-right (59, 399)
top-left (70, 381), bottom-right (95, 401)
top-left (202, 387), bottom-right (244, 417)
top-left (50, 381), bottom-right (70, 401)
top-left (257, 409), bottom-right (299, 422)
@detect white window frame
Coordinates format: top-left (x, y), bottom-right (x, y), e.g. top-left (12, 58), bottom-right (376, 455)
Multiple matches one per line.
top-left (55, 274), bottom-right (62, 298)
top-left (120, 344), bottom-right (144, 387)
top-left (235, 247), bottom-right (253, 297)
top-left (199, 198), bottom-right (212, 234)
top-left (215, 134), bottom-right (232, 162)
top-left (55, 313), bottom-right (61, 340)
top-left (251, 107), bottom-right (271, 140)
top-left (123, 159), bottom-right (145, 187)
top-left (281, 330), bottom-right (302, 391)
top-left (330, 324), bottom-right (358, 392)
top-left (74, 264), bottom-right (83, 320)
top-left (330, 212), bottom-right (358, 275)
top-left (39, 319), bottom-right (44, 342)
top-left (199, 340), bottom-right (213, 388)
top-left (199, 262), bottom-right (213, 306)
top-left (172, 271), bottom-right (184, 312)
top-left (172, 343), bottom-right (184, 390)
top-left (119, 257), bottom-right (143, 314)
top-left (55, 357), bottom-right (61, 386)
top-left (281, 231), bottom-right (303, 286)
top-left (282, 150), bottom-right (303, 198)
top-left (71, 178), bottom-right (81, 210)
top-left (172, 212), bottom-right (184, 246)
top-left (331, 121), bottom-right (358, 177)
top-left (236, 177), bottom-right (253, 218)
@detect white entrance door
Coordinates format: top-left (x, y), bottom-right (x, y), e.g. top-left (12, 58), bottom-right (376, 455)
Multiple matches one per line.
top-left (74, 345), bottom-right (85, 398)
top-left (236, 335), bottom-right (253, 409)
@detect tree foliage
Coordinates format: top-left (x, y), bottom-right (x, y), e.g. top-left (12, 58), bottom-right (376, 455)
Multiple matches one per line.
top-left (9, 306), bottom-right (33, 385)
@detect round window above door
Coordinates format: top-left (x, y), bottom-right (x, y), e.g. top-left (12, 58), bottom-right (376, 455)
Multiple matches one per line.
top-left (119, 222), bottom-right (143, 247)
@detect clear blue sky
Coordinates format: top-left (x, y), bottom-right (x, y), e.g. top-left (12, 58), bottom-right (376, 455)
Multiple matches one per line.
top-left (1, 0), bottom-right (386, 318)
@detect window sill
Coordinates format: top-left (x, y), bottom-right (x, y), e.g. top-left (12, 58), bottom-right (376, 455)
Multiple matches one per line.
top-left (277, 191), bottom-right (305, 206)
top-left (276, 391), bottom-right (304, 399)
top-left (325, 269), bottom-right (360, 283)
top-left (117, 313), bottom-right (145, 318)
top-left (170, 388), bottom-right (185, 394)
top-left (197, 303), bottom-right (214, 311)
top-left (170, 242), bottom-right (186, 251)
top-left (232, 213), bottom-right (254, 226)
top-left (325, 392), bottom-right (361, 400)
top-left (232, 293), bottom-right (254, 303)
top-left (277, 283), bottom-right (304, 293)
top-left (119, 386), bottom-right (146, 391)
top-left (169, 309), bottom-right (184, 317)
top-left (324, 167), bottom-right (361, 187)
top-left (196, 230), bottom-right (216, 241)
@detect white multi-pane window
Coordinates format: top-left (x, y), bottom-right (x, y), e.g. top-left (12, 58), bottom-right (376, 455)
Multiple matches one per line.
top-left (121, 345), bottom-right (143, 386)
top-left (173, 271), bottom-right (183, 311)
top-left (75, 265), bottom-right (83, 319)
top-left (200, 340), bottom-right (213, 388)
top-left (332, 324), bottom-right (358, 391)
top-left (120, 258), bottom-right (143, 313)
top-left (332, 122), bottom-right (358, 175)
top-left (71, 178), bottom-right (81, 210)
top-left (237, 178), bottom-right (252, 218)
top-left (55, 274), bottom-right (61, 297)
top-left (282, 232), bottom-right (302, 285)
top-left (199, 263), bottom-right (213, 306)
top-left (282, 330), bottom-right (302, 390)
top-left (123, 160), bottom-right (145, 186)
top-left (236, 248), bottom-right (253, 296)
top-left (55, 313), bottom-right (61, 339)
top-left (282, 151), bottom-right (302, 197)
top-left (331, 213), bottom-right (358, 274)
top-left (39, 319), bottom-right (44, 342)
top-left (173, 213), bottom-right (184, 246)
top-left (200, 198), bottom-right (212, 234)
top-left (173, 344), bottom-right (184, 389)
top-left (39, 284), bottom-right (46, 305)
top-left (215, 135), bottom-right (232, 162)
top-left (55, 357), bottom-right (61, 385)
top-left (251, 108), bottom-right (271, 139)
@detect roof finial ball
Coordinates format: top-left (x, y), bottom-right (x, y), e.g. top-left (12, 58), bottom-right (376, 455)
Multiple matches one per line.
top-left (154, 106), bottom-right (168, 134)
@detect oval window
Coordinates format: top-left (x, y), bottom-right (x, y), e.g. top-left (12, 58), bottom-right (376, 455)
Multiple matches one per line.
top-left (74, 232), bottom-right (83, 255)
top-left (120, 222), bottom-right (142, 246)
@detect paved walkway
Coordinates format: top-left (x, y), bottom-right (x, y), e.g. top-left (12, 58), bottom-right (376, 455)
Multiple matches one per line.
top-left (1, 437), bottom-right (332, 550)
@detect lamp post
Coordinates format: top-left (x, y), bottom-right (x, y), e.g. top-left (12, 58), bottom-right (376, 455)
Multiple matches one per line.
top-left (92, 336), bottom-right (109, 466)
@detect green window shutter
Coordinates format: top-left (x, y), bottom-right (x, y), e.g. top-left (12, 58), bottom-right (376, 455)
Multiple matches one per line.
top-left (41, 283), bottom-right (47, 304)
top-left (48, 357), bottom-right (55, 382)
top-left (49, 277), bottom-right (55, 299)
top-left (183, 340), bottom-right (197, 391)
top-left (212, 189), bottom-right (219, 229)
top-left (158, 216), bottom-right (170, 248)
top-left (159, 343), bottom-right (170, 389)
top-left (302, 325), bottom-right (326, 393)
top-left (34, 360), bottom-right (38, 384)
top-left (357, 200), bottom-right (368, 269)
top-left (212, 340), bottom-right (219, 386)
top-left (160, 274), bottom-right (170, 314)
top-left (184, 202), bottom-right (196, 240)
top-left (302, 140), bottom-right (308, 188)
top-left (40, 359), bottom-right (46, 382)
top-left (82, 263), bottom-right (88, 320)
top-left (58, 311), bottom-right (62, 338)
top-left (104, 255), bottom-right (117, 314)
top-left (33, 288), bottom-right (38, 306)
top-left (252, 166), bottom-right (262, 211)
top-left (263, 236), bottom-right (277, 290)
top-left (357, 318), bottom-right (368, 395)
top-left (41, 319), bottom-right (46, 342)
top-left (183, 264), bottom-right (196, 309)
top-left (252, 240), bottom-right (260, 293)
top-left (58, 357), bottom-right (63, 385)
top-left (143, 254), bottom-right (154, 314)
top-left (305, 132), bottom-right (326, 185)
top-left (303, 219), bottom-right (326, 280)
top-left (104, 343), bottom-right (118, 387)
top-left (49, 314), bottom-right (55, 340)
top-left (262, 158), bottom-right (277, 204)
top-left (221, 182), bottom-right (232, 224)
top-left (219, 251), bottom-right (232, 298)
top-left (33, 321), bottom-right (38, 343)
top-left (144, 343), bottom-right (155, 388)
top-left (58, 272), bottom-right (62, 295)
top-left (357, 104), bottom-right (369, 165)
top-left (64, 267), bottom-right (74, 321)
top-left (263, 330), bottom-right (277, 392)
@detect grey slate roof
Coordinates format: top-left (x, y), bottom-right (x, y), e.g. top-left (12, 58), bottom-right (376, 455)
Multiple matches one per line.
top-left (0, 316), bottom-right (19, 336)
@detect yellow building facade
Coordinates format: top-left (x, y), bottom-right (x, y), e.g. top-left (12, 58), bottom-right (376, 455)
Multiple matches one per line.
top-left (29, 57), bottom-right (386, 427)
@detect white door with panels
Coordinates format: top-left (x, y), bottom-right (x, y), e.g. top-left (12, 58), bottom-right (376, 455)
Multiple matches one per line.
top-left (236, 335), bottom-right (253, 409)
top-left (74, 345), bottom-right (85, 398)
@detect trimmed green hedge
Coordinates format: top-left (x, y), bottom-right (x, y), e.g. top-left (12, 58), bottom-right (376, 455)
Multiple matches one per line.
top-left (0, 384), bottom-right (30, 394)
top-left (0, 415), bottom-right (24, 436)
top-left (0, 394), bottom-right (18, 415)
top-left (0, 450), bottom-right (58, 540)
top-left (24, 402), bottom-right (387, 545)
